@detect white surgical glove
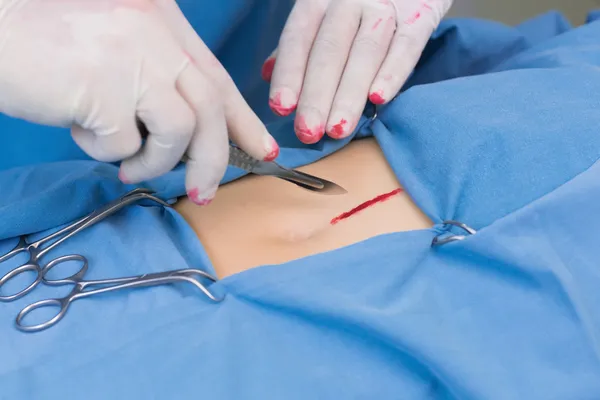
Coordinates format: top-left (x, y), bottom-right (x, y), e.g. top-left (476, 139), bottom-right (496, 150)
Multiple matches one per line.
top-left (0, 0), bottom-right (280, 205)
top-left (262, 0), bottom-right (452, 143)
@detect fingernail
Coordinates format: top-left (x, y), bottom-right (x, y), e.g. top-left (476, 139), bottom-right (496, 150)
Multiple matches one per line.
top-left (295, 112), bottom-right (325, 144)
top-left (118, 169), bottom-right (131, 184)
top-left (327, 118), bottom-right (349, 139)
top-left (187, 187), bottom-right (214, 206)
top-left (263, 135), bottom-right (280, 162)
top-left (261, 57), bottom-right (276, 82)
top-left (369, 90), bottom-right (386, 105)
top-left (269, 87), bottom-right (297, 116)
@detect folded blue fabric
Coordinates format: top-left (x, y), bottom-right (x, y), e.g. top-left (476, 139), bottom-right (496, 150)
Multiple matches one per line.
top-left (1, 8), bottom-right (600, 400)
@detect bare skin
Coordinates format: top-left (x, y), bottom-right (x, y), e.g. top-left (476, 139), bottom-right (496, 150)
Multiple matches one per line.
top-left (175, 138), bottom-right (432, 278)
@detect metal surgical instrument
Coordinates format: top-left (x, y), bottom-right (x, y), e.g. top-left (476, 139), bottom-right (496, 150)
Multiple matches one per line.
top-left (15, 256), bottom-right (220, 333)
top-left (227, 146), bottom-right (347, 195)
top-left (0, 188), bottom-right (170, 302)
top-left (136, 119), bottom-right (347, 195)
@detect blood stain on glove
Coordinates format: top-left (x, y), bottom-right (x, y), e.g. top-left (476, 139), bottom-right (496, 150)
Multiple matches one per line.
top-left (263, 137), bottom-right (280, 162)
top-left (406, 1), bottom-right (434, 25)
top-left (295, 115), bottom-right (325, 144)
top-left (369, 90), bottom-right (386, 105)
top-left (372, 18), bottom-right (383, 30)
top-left (405, 12), bottom-right (421, 24)
top-left (261, 57), bottom-right (276, 82)
top-left (269, 92), bottom-right (297, 116)
top-left (329, 119), bottom-right (348, 139)
top-left (187, 188), bottom-right (213, 206)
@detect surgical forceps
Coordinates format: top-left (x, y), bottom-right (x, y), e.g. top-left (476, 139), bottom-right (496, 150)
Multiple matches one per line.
top-left (15, 256), bottom-right (220, 332)
top-left (0, 188), bottom-right (170, 302)
top-left (136, 120), bottom-right (347, 195)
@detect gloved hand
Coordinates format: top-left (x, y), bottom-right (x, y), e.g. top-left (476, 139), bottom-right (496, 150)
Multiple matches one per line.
top-left (262, 0), bottom-right (453, 144)
top-left (0, 0), bottom-right (279, 205)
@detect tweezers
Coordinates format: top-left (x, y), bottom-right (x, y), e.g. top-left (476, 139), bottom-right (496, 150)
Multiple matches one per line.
top-left (136, 120), bottom-right (347, 195)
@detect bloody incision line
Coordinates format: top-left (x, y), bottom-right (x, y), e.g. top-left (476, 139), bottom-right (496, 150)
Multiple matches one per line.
top-left (330, 188), bottom-right (403, 225)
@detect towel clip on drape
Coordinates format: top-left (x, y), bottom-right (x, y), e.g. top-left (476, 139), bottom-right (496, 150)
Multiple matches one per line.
top-left (431, 220), bottom-right (477, 247)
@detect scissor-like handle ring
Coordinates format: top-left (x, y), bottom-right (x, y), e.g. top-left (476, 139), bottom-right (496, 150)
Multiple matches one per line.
top-left (41, 254), bottom-right (88, 286)
top-left (15, 298), bottom-right (69, 333)
top-left (0, 263), bottom-right (43, 302)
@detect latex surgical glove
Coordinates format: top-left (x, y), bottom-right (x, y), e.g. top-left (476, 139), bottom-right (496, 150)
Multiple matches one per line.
top-left (0, 0), bottom-right (279, 205)
top-left (262, 0), bottom-right (452, 144)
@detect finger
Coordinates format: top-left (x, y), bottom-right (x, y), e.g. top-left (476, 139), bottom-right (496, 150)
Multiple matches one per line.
top-left (369, 0), bottom-right (449, 104)
top-left (71, 115), bottom-right (141, 163)
top-left (118, 85), bottom-right (196, 184)
top-left (152, 1), bottom-right (280, 162)
top-left (294, 2), bottom-right (361, 144)
top-left (177, 64), bottom-right (229, 206)
top-left (326, 7), bottom-right (396, 139)
top-left (261, 48), bottom-right (278, 83)
top-left (268, 0), bottom-right (328, 117)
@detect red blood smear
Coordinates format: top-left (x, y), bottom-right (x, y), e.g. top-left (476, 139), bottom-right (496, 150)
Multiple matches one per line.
top-left (187, 187), bottom-right (200, 201)
top-left (295, 114), bottom-right (325, 144)
top-left (261, 57), bottom-right (276, 82)
top-left (369, 90), bottom-right (385, 105)
top-left (329, 118), bottom-right (348, 138)
top-left (405, 11), bottom-right (421, 25)
top-left (269, 92), bottom-right (297, 116)
top-left (330, 188), bottom-right (403, 225)
top-left (187, 187), bottom-right (213, 206)
top-left (263, 137), bottom-right (280, 161)
top-left (372, 18), bottom-right (383, 30)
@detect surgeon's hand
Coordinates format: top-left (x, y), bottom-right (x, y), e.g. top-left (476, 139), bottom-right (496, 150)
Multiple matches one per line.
top-left (262, 0), bottom-right (452, 143)
top-left (0, 0), bottom-right (279, 205)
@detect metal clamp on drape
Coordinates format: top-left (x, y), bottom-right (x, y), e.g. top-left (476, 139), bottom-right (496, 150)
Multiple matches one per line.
top-left (431, 220), bottom-right (477, 247)
top-left (364, 101), bottom-right (379, 122)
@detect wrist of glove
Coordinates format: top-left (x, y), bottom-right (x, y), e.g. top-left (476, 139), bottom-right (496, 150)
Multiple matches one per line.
top-left (0, 0), bottom-right (279, 206)
top-left (262, 0), bottom-right (453, 144)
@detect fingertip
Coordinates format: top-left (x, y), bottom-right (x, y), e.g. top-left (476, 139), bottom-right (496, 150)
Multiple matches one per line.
top-left (327, 118), bottom-right (350, 139)
top-left (118, 168), bottom-right (131, 184)
top-left (187, 186), bottom-right (215, 206)
top-left (369, 90), bottom-right (386, 105)
top-left (263, 135), bottom-right (280, 162)
top-left (269, 88), bottom-right (298, 116)
top-left (294, 114), bottom-right (325, 144)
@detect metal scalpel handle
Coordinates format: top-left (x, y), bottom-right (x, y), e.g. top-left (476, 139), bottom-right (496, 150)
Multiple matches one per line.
top-left (137, 119), bottom-right (346, 195)
top-left (228, 145), bottom-right (261, 171)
